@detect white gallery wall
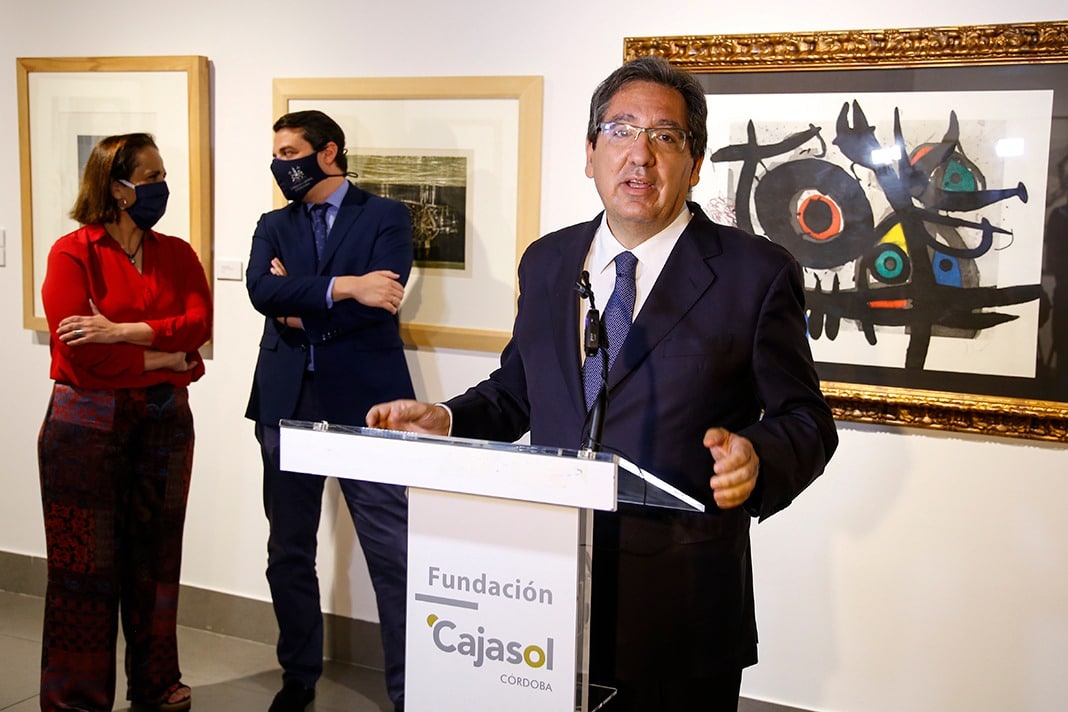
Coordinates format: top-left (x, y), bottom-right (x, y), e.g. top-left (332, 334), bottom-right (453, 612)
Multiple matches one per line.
top-left (1, 1), bottom-right (1065, 710)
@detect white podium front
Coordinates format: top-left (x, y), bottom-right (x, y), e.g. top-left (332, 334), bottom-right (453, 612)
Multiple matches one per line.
top-left (279, 420), bottom-right (699, 712)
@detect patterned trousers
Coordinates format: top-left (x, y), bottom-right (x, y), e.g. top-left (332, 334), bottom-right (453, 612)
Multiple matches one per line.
top-left (38, 383), bottom-right (194, 712)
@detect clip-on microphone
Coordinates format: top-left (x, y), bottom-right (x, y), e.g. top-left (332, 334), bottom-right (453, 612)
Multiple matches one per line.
top-left (576, 271), bottom-right (609, 456)
top-left (576, 271), bottom-right (600, 356)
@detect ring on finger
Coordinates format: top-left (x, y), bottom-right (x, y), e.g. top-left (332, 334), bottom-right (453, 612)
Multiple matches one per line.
top-left (74, 328), bottom-right (85, 337)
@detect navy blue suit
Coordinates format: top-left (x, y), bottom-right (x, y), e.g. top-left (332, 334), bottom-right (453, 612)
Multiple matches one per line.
top-left (447, 204), bottom-right (837, 694)
top-left (245, 183), bottom-right (413, 706)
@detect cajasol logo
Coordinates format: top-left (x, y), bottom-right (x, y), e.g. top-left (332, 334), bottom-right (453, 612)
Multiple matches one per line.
top-left (427, 614), bottom-right (554, 670)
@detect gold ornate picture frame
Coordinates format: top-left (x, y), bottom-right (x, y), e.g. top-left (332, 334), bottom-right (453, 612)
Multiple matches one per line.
top-left (17, 56), bottom-right (213, 331)
top-left (626, 22), bottom-right (1068, 441)
top-left (273, 76), bottom-right (543, 353)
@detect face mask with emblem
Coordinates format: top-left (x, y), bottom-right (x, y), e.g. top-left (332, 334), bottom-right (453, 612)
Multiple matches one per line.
top-left (270, 151), bottom-right (330, 202)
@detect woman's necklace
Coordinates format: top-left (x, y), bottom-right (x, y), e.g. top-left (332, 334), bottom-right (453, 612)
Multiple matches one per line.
top-left (123, 234), bottom-right (144, 265)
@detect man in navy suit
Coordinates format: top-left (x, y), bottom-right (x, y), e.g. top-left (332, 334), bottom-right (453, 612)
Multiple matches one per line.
top-left (367, 58), bottom-right (838, 711)
top-left (246, 110), bottom-right (412, 712)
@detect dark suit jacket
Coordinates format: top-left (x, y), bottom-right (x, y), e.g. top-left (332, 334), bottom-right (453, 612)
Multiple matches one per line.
top-left (245, 183), bottom-right (415, 426)
top-left (447, 203), bottom-right (837, 678)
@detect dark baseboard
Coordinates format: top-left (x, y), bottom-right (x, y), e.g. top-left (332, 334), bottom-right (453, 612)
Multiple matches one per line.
top-left (0, 549), bottom-right (385, 671)
top-left (0, 550), bottom-right (810, 711)
top-left (0, 550), bottom-right (47, 598)
top-left (739, 698), bottom-right (813, 712)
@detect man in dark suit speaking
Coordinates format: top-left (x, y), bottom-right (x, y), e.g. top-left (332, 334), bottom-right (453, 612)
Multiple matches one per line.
top-left (246, 110), bottom-right (412, 712)
top-left (367, 58), bottom-right (838, 711)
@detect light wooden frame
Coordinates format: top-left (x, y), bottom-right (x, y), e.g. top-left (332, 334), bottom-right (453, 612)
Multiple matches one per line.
top-left (273, 76), bottom-right (543, 352)
top-left (626, 23), bottom-right (1068, 441)
top-left (17, 55), bottom-right (213, 331)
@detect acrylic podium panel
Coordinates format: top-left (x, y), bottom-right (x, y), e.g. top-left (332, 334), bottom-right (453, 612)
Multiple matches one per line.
top-left (278, 420), bottom-right (702, 712)
top-left (278, 420), bottom-right (703, 513)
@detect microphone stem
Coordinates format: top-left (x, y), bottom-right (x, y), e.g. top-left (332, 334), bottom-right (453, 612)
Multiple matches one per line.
top-left (581, 349), bottom-right (609, 453)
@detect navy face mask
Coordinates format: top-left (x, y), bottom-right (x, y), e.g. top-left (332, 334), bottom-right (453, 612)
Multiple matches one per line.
top-left (271, 151), bottom-right (329, 202)
top-left (119, 179), bottom-right (170, 231)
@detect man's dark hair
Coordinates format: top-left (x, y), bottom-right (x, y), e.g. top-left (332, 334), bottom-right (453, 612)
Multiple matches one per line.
top-left (586, 56), bottom-right (707, 160)
top-left (273, 109), bottom-right (348, 172)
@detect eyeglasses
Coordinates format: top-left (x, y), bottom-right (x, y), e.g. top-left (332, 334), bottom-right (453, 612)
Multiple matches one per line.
top-left (598, 122), bottom-right (691, 154)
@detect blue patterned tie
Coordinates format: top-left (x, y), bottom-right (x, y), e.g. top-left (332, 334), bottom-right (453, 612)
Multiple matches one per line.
top-left (583, 251), bottom-right (638, 410)
top-left (309, 203), bottom-right (329, 262)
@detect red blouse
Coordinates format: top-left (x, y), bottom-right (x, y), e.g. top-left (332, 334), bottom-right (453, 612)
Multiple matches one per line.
top-left (42, 224), bottom-right (213, 390)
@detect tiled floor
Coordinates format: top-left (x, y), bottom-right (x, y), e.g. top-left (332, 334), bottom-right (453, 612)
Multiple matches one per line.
top-left (0, 590), bottom-right (394, 712)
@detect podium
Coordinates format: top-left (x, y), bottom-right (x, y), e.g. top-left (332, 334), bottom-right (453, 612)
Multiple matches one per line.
top-left (279, 420), bottom-right (701, 712)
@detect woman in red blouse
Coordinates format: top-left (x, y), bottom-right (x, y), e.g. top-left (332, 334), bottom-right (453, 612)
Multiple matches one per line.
top-left (38, 133), bottom-right (212, 712)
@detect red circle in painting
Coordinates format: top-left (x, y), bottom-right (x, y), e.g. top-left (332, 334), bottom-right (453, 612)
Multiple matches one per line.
top-left (796, 194), bottom-right (843, 241)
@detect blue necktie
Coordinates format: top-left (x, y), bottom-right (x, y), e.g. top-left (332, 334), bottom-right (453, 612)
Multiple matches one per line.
top-left (309, 203), bottom-right (329, 262)
top-left (583, 251), bottom-right (638, 410)
top-left (306, 203), bottom-right (330, 372)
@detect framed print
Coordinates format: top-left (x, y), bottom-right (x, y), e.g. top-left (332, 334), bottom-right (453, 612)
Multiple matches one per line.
top-left (273, 75), bottom-right (543, 352)
top-left (352, 150), bottom-right (473, 270)
top-left (625, 22), bottom-right (1068, 441)
top-left (17, 55), bottom-right (213, 331)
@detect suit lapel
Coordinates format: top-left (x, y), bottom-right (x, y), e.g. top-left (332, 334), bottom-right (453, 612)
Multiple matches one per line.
top-left (282, 203), bottom-right (318, 275)
top-left (609, 206), bottom-right (722, 391)
top-left (317, 183), bottom-right (366, 274)
top-left (550, 218), bottom-right (599, 416)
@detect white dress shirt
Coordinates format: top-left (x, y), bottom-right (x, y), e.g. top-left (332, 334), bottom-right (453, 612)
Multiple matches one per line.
top-left (579, 206), bottom-right (693, 359)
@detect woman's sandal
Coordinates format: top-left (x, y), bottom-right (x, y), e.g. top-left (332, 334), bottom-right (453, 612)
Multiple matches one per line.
top-left (131, 682), bottom-right (192, 712)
